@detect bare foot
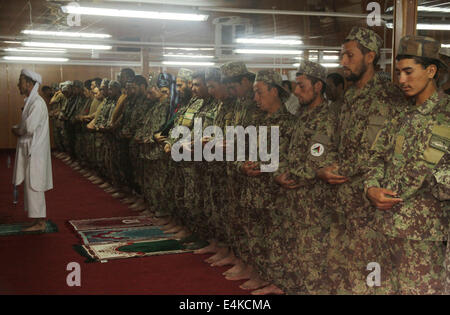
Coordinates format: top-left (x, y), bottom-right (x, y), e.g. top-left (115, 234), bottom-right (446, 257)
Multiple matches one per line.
top-left (211, 252), bottom-right (239, 267)
top-left (21, 219), bottom-right (46, 232)
top-left (223, 261), bottom-right (245, 276)
top-left (205, 247), bottom-right (230, 264)
top-left (173, 229), bottom-right (191, 239)
top-left (193, 240), bottom-right (218, 255)
top-left (225, 265), bottom-right (252, 281)
top-left (251, 284), bottom-right (284, 295)
top-left (240, 277), bottom-right (269, 290)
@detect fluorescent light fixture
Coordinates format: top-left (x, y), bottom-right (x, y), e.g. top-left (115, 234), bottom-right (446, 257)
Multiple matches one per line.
top-left (442, 44), bottom-right (450, 48)
top-left (323, 55), bottom-right (339, 60)
top-left (22, 30), bottom-right (111, 39)
top-left (234, 49), bottom-right (303, 55)
top-left (385, 23), bottom-right (450, 31)
top-left (163, 54), bottom-right (214, 59)
top-left (23, 42), bottom-right (112, 50)
top-left (235, 37), bottom-right (303, 45)
top-left (165, 47), bottom-right (214, 51)
top-left (417, 5), bottom-right (450, 13)
top-left (5, 48), bottom-right (67, 53)
top-left (61, 5), bottom-right (208, 21)
top-left (162, 61), bottom-right (215, 66)
top-left (3, 56), bottom-right (69, 62)
top-left (293, 63), bottom-right (340, 68)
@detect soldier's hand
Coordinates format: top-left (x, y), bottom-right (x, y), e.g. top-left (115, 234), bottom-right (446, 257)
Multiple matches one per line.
top-left (164, 143), bottom-right (171, 154)
top-left (316, 164), bottom-right (349, 184)
top-left (242, 161), bottom-right (261, 177)
top-left (154, 133), bottom-right (168, 144)
top-left (367, 187), bottom-right (403, 210)
top-left (275, 172), bottom-right (300, 189)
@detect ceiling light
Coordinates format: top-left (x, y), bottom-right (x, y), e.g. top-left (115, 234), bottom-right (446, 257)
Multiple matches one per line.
top-left (385, 23), bottom-right (450, 31)
top-left (234, 49), bottom-right (303, 55)
top-left (22, 30), bottom-right (111, 39)
top-left (417, 6), bottom-right (450, 13)
top-left (5, 48), bottom-right (67, 53)
top-left (61, 5), bottom-right (208, 21)
top-left (162, 61), bottom-right (215, 66)
top-left (163, 54), bottom-right (214, 59)
top-left (3, 56), bottom-right (69, 62)
top-left (293, 63), bottom-right (340, 68)
top-left (23, 42), bottom-right (112, 50)
top-left (442, 44), bottom-right (450, 48)
top-left (165, 47), bottom-right (214, 51)
top-left (235, 37), bottom-right (303, 45)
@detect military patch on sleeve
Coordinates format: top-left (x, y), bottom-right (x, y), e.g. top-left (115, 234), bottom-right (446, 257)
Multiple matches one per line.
top-left (429, 124), bottom-right (450, 154)
top-left (311, 143), bottom-right (325, 157)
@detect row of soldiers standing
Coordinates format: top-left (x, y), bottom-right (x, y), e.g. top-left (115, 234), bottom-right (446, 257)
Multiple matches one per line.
top-left (49, 26), bottom-right (449, 294)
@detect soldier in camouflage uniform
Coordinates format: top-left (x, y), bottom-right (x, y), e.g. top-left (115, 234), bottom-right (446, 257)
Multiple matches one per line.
top-left (269, 61), bottom-right (338, 295)
top-left (162, 70), bottom-right (215, 240)
top-left (193, 67), bottom-right (236, 258)
top-left (318, 27), bottom-right (408, 294)
top-left (86, 79), bottom-right (109, 184)
top-left (127, 79), bottom-right (158, 211)
top-left (154, 69), bottom-right (194, 228)
top-left (230, 69), bottom-right (292, 295)
top-left (365, 36), bottom-right (449, 294)
top-left (137, 83), bottom-right (171, 217)
top-left (210, 62), bottom-right (259, 278)
top-left (50, 83), bottom-right (69, 155)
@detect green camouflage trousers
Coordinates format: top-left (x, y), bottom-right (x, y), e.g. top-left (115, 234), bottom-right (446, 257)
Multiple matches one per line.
top-left (387, 237), bottom-right (446, 294)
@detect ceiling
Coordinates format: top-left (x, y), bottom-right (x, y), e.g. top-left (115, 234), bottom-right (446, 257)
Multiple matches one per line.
top-left (0, 0), bottom-right (448, 69)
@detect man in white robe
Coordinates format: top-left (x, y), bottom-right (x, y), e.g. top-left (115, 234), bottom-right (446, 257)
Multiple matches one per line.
top-left (12, 69), bottom-right (53, 232)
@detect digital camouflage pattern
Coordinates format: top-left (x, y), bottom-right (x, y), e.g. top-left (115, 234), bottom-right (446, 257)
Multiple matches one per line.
top-left (177, 68), bottom-right (194, 82)
top-left (273, 100), bottom-right (337, 294)
top-left (296, 60), bottom-right (328, 83)
top-left (364, 90), bottom-right (449, 294)
top-left (398, 35), bottom-right (448, 69)
top-left (220, 61), bottom-right (253, 81)
top-left (345, 26), bottom-right (383, 55)
top-left (327, 73), bottom-right (408, 294)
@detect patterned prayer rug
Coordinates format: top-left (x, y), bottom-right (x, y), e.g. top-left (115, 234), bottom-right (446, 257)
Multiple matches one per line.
top-left (74, 238), bottom-right (195, 262)
top-left (69, 216), bottom-right (156, 231)
top-left (0, 220), bottom-right (58, 236)
top-left (77, 226), bottom-right (173, 245)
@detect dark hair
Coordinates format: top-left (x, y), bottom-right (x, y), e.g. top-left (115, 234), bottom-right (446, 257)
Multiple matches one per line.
top-left (84, 80), bottom-right (92, 89)
top-left (133, 75), bottom-right (148, 88)
top-left (21, 75), bottom-right (36, 85)
top-left (282, 80), bottom-right (292, 92)
top-left (268, 83), bottom-right (289, 101)
top-left (121, 68), bottom-right (136, 80)
top-left (396, 54), bottom-right (440, 79)
top-left (344, 39), bottom-right (380, 66)
top-left (92, 77), bottom-right (102, 88)
top-left (327, 73), bottom-right (345, 88)
top-left (41, 85), bottom-right (52, 93)
top-left (192, 70), bottom-right (206, 84)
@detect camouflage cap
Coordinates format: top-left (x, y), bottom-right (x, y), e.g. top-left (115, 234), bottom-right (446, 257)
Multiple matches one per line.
top-left (205, 67), bottom-right (222, 82)
top-left (398, 35), bottom-right (448, 69)
top-left (296, 60), bottom-right (327, 83)
top-left (148, 73), bottom-right (159, 88)
top-left (108, 80), bottom-right (121, 89)
top-left (345, 26), bottom-right (383, 54)
top-left (177, 68), bottom-right (193, 82)
top-left (100, 78), bottom-right (110, 88)
top-left (255, 69), bottom-right (290, 100)
top-left (220, 61), bottom-right (253, 80)
top-left (73, 80), bottom-right (83, 88)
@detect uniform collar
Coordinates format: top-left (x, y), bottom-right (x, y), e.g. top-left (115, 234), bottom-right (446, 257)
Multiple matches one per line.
top-left (414, 90), bottom-right (441, 115)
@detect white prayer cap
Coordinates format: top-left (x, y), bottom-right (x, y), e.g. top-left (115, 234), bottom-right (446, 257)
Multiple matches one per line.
top-left (20, 69), bottom-right (42, 84)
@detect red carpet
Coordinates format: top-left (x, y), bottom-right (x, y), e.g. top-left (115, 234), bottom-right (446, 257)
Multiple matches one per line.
top-left (0, 151), bottom-right (249, 295)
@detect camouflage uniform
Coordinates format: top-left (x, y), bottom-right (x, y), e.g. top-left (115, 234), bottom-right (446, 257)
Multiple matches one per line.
top-left (273, 62), bottom-right (338, 294)
top-left (139, 98), bottom-right (170, 215)
top-left (75, 96), bottom-right (93, 165)
top-left (364, 36), bottom-right (449, 294)
top-left (219, 62), bottom-right (260, 263)
top-left (327, 27), bottom-right (408, 295)
top-left (50, 90), bottom-right (67, 152)
top-left (129, 95), bottom-right (156, 196)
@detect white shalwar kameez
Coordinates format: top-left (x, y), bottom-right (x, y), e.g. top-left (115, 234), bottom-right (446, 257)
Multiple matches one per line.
top-left (12, 69), bottom-right (53, 218)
